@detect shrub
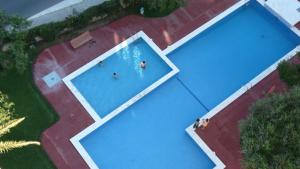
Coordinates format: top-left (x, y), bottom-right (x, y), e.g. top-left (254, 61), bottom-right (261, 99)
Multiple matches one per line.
top-left (278, 61), bottom-right (300, 87)
top-left (32, 23), bottom-right (61, 41)
top-left (143, 0), bottom-right (184, 17)
top-left (0, 91), bottom-right (13, 125)
top-left (240, 86), bottom-right (300, 169)
top-left (0, 11), bottom-right (30, 74)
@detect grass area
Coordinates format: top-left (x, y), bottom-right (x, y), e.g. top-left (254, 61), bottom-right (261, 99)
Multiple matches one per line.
top-left (0, 51), bottom-right (58, 168)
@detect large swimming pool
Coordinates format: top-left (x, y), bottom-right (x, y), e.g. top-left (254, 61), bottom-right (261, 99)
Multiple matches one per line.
top-left (66, 1), bottom-right (300, 169)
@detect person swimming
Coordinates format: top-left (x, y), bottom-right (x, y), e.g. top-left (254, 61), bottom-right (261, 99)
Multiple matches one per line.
top-left (113, 72), bottom-right (118, 79)
top-left (140, 60), bottom-right (146, 69)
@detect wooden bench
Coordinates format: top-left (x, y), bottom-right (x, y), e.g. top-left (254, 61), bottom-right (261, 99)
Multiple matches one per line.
top-left (70, 31), bottom-right (93, 49)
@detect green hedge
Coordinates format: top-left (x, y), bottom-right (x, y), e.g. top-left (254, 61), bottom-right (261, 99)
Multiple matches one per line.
top-left (240, 86), bottom-right (300, 169)
top-left (278, 61), bottom-right (300, 87)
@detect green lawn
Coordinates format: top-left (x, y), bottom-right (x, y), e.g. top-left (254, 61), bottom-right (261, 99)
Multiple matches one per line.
top-left (0, 64), bottom-right (58, 168)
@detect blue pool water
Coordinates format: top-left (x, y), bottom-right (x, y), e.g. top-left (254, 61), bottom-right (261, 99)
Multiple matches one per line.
top-left (169, 1), bottom-right (300, 109)
top-left (78, 1), bottom-right (299, 169)
top-left (81, 78), bottom-right (215, 169)
top-left (72, 38), bottom-right (172, 117)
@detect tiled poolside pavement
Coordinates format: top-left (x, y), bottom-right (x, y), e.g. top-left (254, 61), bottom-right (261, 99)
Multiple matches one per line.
top-left (296, 21), bottom-right (300, 30)
top-left (33, 0), bottom-right (300, 169)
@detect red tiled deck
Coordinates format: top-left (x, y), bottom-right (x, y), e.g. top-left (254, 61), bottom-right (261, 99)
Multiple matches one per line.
top-left (33, 0), bottom-right (270, 169)
top-left (295, 21), bottom-right (300, 30)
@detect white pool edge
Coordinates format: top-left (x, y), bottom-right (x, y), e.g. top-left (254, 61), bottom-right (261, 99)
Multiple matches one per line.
top-left (64, 31), bottom-right (179, 169)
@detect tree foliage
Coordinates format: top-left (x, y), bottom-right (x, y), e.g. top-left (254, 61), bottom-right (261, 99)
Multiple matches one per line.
top-left (240, 87), bottom-right (300, 169)
top-left (278, 61), bottom-right (300, 87)
top-left (0, 91), bottom-right (13, 125)
top-left (118, 0), bottom-right (184, 17)
top-left (0, 117), bottom-right (40, 154)
top-left (144, 0), bottom-right (184, 14)
top-left (0, 91), bottom-right (40, 154)
top-left (0, 10), bottom-right (30, 75)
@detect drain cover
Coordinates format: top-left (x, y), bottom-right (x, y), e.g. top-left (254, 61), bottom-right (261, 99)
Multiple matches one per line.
top-left (42, 71), bottom-right (61, 88)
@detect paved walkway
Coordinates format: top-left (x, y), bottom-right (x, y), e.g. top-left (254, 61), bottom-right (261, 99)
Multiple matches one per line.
top-left (296, 21), bottom-right (300, 30)
top-left (33, 0), bottom-right (238, 169)
top-left (265, 0), bottom-right (300, 27)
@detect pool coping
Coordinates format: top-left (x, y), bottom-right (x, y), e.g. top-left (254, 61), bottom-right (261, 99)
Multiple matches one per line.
top-left (162, 0), bottom-right (300, 169)
top-left (64, 31), bottom-right (179, 169)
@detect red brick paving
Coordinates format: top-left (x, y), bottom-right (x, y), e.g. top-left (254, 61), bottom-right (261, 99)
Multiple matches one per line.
top-left (295, 21), bottom-right (300, 30)
top-left (34, 0), bottom-right (296, 169)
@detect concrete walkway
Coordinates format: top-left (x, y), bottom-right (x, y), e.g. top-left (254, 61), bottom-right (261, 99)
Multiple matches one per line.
top-left (265, 0), bottom-right (300, 27)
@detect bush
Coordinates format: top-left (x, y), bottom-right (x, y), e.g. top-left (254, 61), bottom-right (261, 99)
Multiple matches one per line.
top-left (40, 23), bottom-right (60, 41)
top-left (278, 61), bottom-right (300, 87)
top-left (142, 0), bottom-right (184, 17)
top-left (0, 91), bottom-right (13, 125)
top-left (0, 11), bottom-right (30, 75)
top-left (240, 86), bottom-right (300, 169)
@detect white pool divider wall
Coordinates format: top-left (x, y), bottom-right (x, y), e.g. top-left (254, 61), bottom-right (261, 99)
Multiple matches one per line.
top-left (65, 0), bottom-right (300, 168)
top-left (64, 31), bottom-right (179, 169)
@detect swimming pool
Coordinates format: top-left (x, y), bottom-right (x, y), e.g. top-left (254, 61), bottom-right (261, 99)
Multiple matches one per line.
top-left (64, 32), bottom-right (178, 120)
top-left (66, 0), bottom-right (300, 169)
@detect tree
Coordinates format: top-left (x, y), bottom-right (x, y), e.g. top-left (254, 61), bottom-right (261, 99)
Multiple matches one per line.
top-left (144, 0), bottom-right (184, 16)
top-left (0, 117), bottom-right (40, 153)
top-left (278, 61), bottom-right (300, 87)
top-left (0, 10), bottom-right (30, 75)
top-left (240, 87), bottom-right (300, 169)
top-left (0, 91), bottom-right (13, 125)
top-left (0, 91), bottom-right (40, 153)
top-left (118, 0), bottom-right (184, 16)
